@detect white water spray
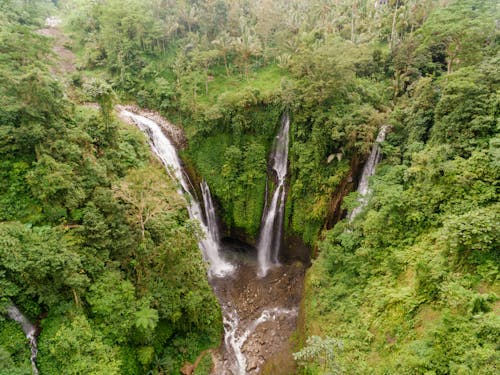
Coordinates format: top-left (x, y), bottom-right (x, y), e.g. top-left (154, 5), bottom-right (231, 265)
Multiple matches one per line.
top-left (348, 125), bottom-right (389, 221)
top-left (7, 306), bottom-right (39, 375)
top-left (257, 113), bottom-right (290, 277)
top-left (120, 109), bottom-right (233, 277)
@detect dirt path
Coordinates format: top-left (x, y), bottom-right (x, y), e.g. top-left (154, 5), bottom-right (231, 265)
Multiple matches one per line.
top-left (37, 17), bottom-right (76, 76)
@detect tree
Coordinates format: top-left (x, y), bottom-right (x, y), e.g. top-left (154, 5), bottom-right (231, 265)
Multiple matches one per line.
top-left (40, 313), bottom-right (121, 375)
top-left (134, 304), bottom-right (159, 338)
top-left (178, 0), bottom-right (198, 33)
top-left (83, 78), bottom-right (116, 139)
top-left (430, 62), bottom-right (497, 156)
top-left (417, 0), bottom-right (496, 74)
top-left (233, 24), bottom-right (262, 78)
top-left (113, 167), bottom-right (183, 239)
top-left (26, 154), bottom-right (83, 211)
top-left (211, 31), bottom-right (234, 76)
top-left (0, 222), bottom-right (88, 307)
top-left (294, 335), bottom-right (343, 374)
top-left (193, 49), bottom-right (219, 95)
top-left (86, 271), bottom-right (137, 343)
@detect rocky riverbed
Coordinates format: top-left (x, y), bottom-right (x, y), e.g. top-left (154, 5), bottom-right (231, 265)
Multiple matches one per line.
top-left (210, 259), bottom-right (305, 375)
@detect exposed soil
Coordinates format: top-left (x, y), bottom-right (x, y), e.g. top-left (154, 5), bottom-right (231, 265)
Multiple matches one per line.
top-left (36, 17), bottom-right (76, 76)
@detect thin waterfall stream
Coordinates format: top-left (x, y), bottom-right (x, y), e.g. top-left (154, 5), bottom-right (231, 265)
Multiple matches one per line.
top-left (257, 113), bottom-right (290, 277)
top-left (120, 107), bottom-right (303, 375)
top-left (201, 180), bottom-right (221, 245)
top-left (349, 125), bottom-right (389, 220)
top-left (6, 306), bottom-right (39, 375)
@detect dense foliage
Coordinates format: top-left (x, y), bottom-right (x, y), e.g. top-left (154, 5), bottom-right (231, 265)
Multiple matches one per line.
top-left (62, 0), bottom-right (415, 241)
top-left (300, 1), bottom-right (499, 373)
top-left (1, 0), bottom-right (498, 374)
top-left (0, 1), bottom-right (221, 374)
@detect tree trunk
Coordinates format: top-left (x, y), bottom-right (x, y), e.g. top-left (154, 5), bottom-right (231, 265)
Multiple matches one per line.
top-left (391, 0), bottom-right (400, 50)
top-left (394, 69), bottom-right (400, 98)
top-left (205, 69), bottom-right (209, 95)
top-left (139, 213), bottom-right (145, 239)
top-left (351, 2), bottom-right (356, 43)
top-left (223, 54), bottom-right (230, 76)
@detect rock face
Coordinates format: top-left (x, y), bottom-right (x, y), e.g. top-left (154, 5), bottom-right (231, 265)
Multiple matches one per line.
top-left (116, 105), bottom-right (188, 149)
top-left (211, 259), bottom-right (305, 375)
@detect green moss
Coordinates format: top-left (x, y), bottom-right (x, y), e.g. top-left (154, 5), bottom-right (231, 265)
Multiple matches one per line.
top-left (184, 105), bottom-right (282, 237)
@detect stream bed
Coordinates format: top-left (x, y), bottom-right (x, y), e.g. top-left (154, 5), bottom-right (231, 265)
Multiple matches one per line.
top-left (211, 259), bottom-right (305, 375)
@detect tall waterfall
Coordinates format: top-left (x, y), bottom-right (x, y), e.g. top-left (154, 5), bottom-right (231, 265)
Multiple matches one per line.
top-left (348, 125), bottom-right (389, 221)
top-left (257, 113), bottom-right (290, 277)
top-left (201, 180), bottom-right (220, 245)
top-left (120, 110), bottom-right (233, 277)
top-left (7, 306), bottom-right (39, 375)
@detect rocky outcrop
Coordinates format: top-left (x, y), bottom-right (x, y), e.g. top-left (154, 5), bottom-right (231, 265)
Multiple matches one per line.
top-left (116, 105), bottom-right (188, 149)
top-left (323, 155), bottom-right (364, 230)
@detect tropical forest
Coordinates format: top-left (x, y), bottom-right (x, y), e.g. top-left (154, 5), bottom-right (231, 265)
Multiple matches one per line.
top-left (0, 0), bottom-right (498, 374)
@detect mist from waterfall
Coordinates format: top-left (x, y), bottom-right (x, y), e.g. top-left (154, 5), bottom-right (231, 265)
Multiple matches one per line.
top-left (257, 113), bottom-right (290, 277)
top-left (348, 125), bottom-right (389, 221)
top-left (120, 109), bottom-right (233, 277)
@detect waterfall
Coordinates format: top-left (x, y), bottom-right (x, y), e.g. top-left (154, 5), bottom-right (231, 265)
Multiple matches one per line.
top-left (6, 306), bottom-right (39, 375)
top-left (348, 125), bottom-right (389, 221)
top-left (201, 180), bottom-right (220, 245)
top-left (120, 110), bottom-right (233, 277)
top-left (257, 113), bottom-right (290, 277)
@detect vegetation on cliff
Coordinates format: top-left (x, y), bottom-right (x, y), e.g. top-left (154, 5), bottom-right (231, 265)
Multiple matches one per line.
top-left (62, 0), bottom-right (399, 242)
top-left (1, 0), bottom-right (498, 374)
top-left (0, 1), bottom-right (220, 374)
top-left (299, 1), bottom-right (499, 373)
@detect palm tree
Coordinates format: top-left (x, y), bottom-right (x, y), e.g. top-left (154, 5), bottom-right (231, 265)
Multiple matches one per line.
top-left (178, 2), bottom-right (198, 33)
top-left (135, 307), bottom-right (159, 333)
top-left (211, 31), bottom-right (234, 76)
top-left (233, 24), bottom-right (262, 78)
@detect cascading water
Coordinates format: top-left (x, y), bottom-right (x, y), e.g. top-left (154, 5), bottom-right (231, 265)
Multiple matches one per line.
top-left (222, 306), bottom-right (297, 375)
top-left (201, 180), bottom-right (221, 245)
top-left (6, 306), bottom-right (39, 375)
top-left (257, 113), bottom-right (290, 277)
top-left (121, 108), bottom-right (303, 375)
top-left (348, 125), bottom-right (389, 221)
top-left (120, 109), bottom-right (233, 277)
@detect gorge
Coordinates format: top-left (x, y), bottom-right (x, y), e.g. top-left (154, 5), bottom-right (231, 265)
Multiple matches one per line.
top-left (2, 1), bottom-right (497, 374)
top-left (119, 107), bottom-right (303, 374)
top-left (119, 106), bottom-right (393, 374)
